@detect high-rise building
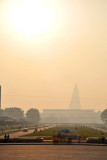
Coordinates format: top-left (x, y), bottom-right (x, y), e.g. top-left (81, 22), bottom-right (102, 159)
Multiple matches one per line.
top-left (69, 85), bottom-right (81, 109)
top-left (0, 86), bottom-right (1, 109)
top-left (41, 85), bottom-right (102, 124)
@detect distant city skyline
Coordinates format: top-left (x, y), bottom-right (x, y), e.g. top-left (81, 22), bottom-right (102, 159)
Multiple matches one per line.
top-left (1, 84), bottom-right (106, 112)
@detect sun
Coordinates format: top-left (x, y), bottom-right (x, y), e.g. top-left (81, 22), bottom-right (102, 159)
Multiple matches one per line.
top-left (9, 0), bottom-right (53, 36)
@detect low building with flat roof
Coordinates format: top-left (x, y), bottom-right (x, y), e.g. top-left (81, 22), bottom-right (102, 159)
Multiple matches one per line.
top-left (41, 109), bottom-right (102, 124)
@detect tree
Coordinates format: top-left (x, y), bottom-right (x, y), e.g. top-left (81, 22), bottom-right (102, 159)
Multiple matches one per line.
top-left (101, 109), bottom-right (107, 124)
top-left (0, 109), bottom-right (4, 116)
top-left (4, 107), bottom-right (24, 120)
top-left (26, 108), bottom-right (40, 124)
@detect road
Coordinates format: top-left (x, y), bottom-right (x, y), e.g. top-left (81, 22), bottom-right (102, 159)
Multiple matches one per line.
top-left (0, 125), bottom-right (55, 139)
top-left (0, 129), bottom-right (34, 139)
top-left (0, 145), bottom-right (107, 160)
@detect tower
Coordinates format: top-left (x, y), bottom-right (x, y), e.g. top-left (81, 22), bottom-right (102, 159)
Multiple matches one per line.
top-left (0, 86), bottom-right (1, 109)
top-left (69, 85), bottom-right (81, 110)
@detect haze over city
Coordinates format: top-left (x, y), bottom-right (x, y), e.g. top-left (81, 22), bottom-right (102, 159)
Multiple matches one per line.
top-left (0, 0), bottom-right (107, 111)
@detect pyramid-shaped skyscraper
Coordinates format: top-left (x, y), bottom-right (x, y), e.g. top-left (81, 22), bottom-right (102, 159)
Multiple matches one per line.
top-left (69, 85), bottom-right (81, 109)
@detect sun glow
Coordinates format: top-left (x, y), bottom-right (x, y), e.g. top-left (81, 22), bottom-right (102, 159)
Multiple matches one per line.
top-left (8, 0), bottom-right (54, 36)
top-left (0, 0), bottom-right (67, 58)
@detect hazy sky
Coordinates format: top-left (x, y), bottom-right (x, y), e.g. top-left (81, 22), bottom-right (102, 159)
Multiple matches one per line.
top-left (0, 0), bottom-right (107, 111)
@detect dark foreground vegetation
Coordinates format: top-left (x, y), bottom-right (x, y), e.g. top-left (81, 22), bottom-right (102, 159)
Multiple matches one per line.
top-left (0, 138), bottom-right (43, 143)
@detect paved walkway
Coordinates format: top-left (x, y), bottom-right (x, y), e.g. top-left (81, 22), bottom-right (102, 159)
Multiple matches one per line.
top-left (90, 126), bottom-right (107, 133)
top-left (0, 145), bottom-right (107, 160)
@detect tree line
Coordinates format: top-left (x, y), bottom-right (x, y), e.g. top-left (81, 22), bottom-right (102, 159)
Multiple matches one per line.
top-left (101, 109), bottom-right (107, 124)
top-left (0, 107), bottom-right (107, 125)
top-left (0, 107), bottom-right (40, 125)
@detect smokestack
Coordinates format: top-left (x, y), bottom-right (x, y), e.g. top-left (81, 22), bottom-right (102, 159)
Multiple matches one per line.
top-left (0, 86), bottom-right (1, 109)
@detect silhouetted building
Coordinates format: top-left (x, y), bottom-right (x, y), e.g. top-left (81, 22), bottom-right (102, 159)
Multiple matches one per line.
top-left (41, 109), bottom-right (102, 124)
top-left (41, 85), bottom-right (103, 124)
top-left (0, 86), bottom-right (1, 109)
top-left (69, 85), bottom-right (81, 109)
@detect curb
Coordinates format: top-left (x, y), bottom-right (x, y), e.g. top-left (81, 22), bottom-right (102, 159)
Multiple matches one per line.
top-left (0, 143), bottom-right (107, 146)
